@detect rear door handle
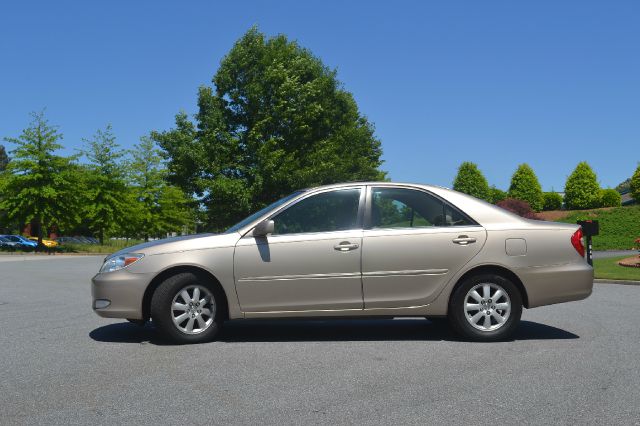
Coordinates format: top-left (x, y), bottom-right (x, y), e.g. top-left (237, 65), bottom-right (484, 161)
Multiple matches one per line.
top-left (334, 241), bottom-right (359, 252)
top-left (452, 235), bottom-right (477, 245)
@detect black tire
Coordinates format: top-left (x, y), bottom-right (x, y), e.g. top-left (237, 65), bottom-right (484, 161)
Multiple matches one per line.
top-left (448, 273), bottom-right (522, 342)
top-left (150, 272), bottom-right (223, 344)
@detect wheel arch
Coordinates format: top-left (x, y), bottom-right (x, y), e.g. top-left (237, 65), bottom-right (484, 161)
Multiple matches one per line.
top-left (450, 265), bottom-right (529, 309)
top-left (141, 265), bottom-right (230, 321)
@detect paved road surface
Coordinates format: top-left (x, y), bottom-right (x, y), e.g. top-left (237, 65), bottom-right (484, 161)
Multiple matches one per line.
top-left (1, 256), bottom-right (638, 425)
top-left (593, 250), bottom-right (638, 259)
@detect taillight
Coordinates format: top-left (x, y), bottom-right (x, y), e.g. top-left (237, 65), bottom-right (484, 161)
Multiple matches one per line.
top-left (571, 228), bottom-right (585, 257)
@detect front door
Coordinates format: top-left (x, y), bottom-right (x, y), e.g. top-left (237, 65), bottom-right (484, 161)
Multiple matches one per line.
top-left (234, 187), bottom-right (365, 313)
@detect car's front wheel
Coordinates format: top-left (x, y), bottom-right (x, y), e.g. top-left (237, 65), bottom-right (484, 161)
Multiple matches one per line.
top-left (150, 272), bottom-right (223, 344)
top-left (449, 274), bottom-right (522, 342)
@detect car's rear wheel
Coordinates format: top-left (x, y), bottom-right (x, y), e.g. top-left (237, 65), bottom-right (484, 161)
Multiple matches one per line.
top-left (150, 272), bottom-right (223, 344)
top-left (449, 273), bottom-right (522, 342)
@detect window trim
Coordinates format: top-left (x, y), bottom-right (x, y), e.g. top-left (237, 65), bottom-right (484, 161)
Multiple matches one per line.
top-left (363, 185), bottom-right (480, 230)
top-left (266, 186), bottom-right (366, 237)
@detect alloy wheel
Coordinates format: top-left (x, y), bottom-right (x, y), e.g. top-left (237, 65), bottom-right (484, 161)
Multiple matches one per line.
top-left (463, 283), bottom-right (511, 332)
top-left (170, 285), bottom-right (216, 334)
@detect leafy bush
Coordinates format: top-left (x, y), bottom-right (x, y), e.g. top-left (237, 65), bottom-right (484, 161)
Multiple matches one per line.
top-left (600, 189), bottom-right (621, 207)
top-left (559, 205), bottom-right (640, 250)
top-left (453, 162), bottom-right (491, 201)
top-left (631, 164), bottom-right (640, 202)
top-left (496, 198), bottom-right (538, 219)
top-left (490, 186), bottom-right (507, 204)
top-left (564, 162), bottom-right (601, 209)
top-left (508, 164), bottom-right (543, 211)
top-left (543, 192), bottom-right (563, 211)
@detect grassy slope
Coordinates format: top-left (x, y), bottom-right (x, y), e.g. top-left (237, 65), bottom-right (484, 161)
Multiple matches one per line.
top-left (542, 205), bottom-right (640, 250)
top-left (593, 255), bottom-right (640, 281)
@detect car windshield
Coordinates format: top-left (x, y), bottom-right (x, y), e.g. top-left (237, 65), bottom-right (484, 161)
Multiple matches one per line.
top-left (224, 191), bottom-right (304, 234)
top-left (4, 236), bottom-right (21, 242)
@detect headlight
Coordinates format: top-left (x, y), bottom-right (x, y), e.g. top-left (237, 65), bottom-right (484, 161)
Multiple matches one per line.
top-left (99, 253), bottom-right (144, 273)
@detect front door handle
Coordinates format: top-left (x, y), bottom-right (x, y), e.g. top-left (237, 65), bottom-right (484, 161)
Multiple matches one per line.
top-left (452, 235), bottom-right (477, 245)
top-left (334, 241), bottom-right (359, 252)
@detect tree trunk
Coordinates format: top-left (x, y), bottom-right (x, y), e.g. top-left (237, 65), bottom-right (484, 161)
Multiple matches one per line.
top-left (36, 216), bottom-right (43, 248)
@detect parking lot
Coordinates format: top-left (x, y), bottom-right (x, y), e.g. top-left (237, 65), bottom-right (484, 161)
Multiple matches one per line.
top-left (1, 256), bottom-right (639, 425)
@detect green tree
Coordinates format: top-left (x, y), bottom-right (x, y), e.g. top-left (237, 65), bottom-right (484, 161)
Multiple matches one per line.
top-left (153, 27), bottom-right (385, 231)
top-left (564, 162), bottom-right (601, 210)
top-left (543, 192), bottom-right (563, 211)
top-left (489, 186), bottom-right (507, 204)
top-left (600, 189), bottom-right (621, 207)
top-left (157, 185), bottom-right (194, 236)
top-left (81, 125), bottom-right (127, 244)
top-left (630, 164), bottom-right (640, 202)
top-left (508, 164), bottom-right (544, 211)
top-left (128, 136), bottom-right (193, 241)
top-left (0, 111), bottom-right (81, 244)
top-left (452, 162), bottom-right (490, 201)
top-left (0, 144), bottom-right (9, 171)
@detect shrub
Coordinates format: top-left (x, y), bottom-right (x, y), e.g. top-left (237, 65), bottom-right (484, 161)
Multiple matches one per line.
top-left (630, 164), bottom-right (640, 202)
top-left (543, 192), bottom-right (563, 211)
top-left (564, 162), bottom-right (601, 209)
top-left (490, 186), bottom-right (507, 204)
top-left (600, 189), bottom-right (621, 207)
top-left (508, 164), bottom-right (544, 211)
top-left (452, 162), bottom-right (491, 201)
top-left (496, 198), bottom-right (538, 219)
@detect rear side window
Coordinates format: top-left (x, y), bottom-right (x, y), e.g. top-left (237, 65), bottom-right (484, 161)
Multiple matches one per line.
top-left (370, 187), bottom-right (475, 228)
top-left (272, 188), bottom-right (362, 235)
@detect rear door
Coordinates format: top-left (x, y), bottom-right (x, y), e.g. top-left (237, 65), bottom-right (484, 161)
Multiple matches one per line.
top-left (361, 186), bottom-right (486, 308)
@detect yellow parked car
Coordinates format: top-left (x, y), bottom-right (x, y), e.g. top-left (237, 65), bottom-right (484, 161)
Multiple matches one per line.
top-left (27, 236), bottom-right (59, 248)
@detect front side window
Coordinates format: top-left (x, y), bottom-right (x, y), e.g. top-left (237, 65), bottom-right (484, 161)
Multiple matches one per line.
top-left (272, 188), bottom-right (362, 235)
top-left (370, 187), bottom-right (475, 228)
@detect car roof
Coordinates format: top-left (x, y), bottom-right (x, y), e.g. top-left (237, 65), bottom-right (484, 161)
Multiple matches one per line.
top-left (298, 181), bottom-right (450, 192)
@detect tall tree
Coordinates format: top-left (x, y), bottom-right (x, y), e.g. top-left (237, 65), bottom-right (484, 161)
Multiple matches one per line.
top-left (81, 125), bottom-right (127, 244)
top-left (0, 111), bottom-right (81, 244)
top-left (0, 144), bottom-right (9, 171)
top-left (452, 162), bottom-right (491, 201)
top-left (153, 27), bottom-right (385, 231)
top-left (564, 162), bottom-right (601, 210)
top-left (128, 136), bottom-right (193, 241)
top-left (508, 164), bottom-right (544, 212)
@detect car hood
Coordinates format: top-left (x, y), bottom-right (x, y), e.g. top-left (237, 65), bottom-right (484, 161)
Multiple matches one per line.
top-left (109, 232), bottom-right (241, 258)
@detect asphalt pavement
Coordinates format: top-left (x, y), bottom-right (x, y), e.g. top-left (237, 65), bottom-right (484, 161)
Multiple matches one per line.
top-left (1, 256), bottom-right (639, 425)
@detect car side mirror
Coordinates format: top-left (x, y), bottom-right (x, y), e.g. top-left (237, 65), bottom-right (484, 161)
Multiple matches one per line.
top-left (252, 220), bottom-right (274, 237)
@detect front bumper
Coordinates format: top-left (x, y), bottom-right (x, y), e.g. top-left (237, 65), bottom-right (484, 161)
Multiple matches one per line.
top-left (91, 269), bottom-right (151, 320)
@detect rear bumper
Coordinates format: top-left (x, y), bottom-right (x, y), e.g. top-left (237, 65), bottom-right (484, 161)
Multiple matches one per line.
top-left (516, 261), bottom-right (594, 308)
top-left (91, 270), bottom-right (151, 320)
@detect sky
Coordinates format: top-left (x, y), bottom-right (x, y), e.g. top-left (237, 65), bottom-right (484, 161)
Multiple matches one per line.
top-left (1, 1), bottom-right (638, 191)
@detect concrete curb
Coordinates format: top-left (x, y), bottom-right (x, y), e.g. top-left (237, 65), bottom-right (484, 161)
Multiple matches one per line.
top-left (595, 279), bottom-right (640, 286)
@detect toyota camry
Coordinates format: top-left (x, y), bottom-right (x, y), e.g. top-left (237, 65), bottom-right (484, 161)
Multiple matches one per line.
top-left (92, 182), bottom-right (593, 343)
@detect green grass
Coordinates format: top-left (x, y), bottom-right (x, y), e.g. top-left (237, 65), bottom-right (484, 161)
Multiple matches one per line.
top-left (557, 205), bottom-right (640, 250)
top-left (60, 239), bottom-right (144, 254)
top-left (593, 255), bottom-right (640, 281)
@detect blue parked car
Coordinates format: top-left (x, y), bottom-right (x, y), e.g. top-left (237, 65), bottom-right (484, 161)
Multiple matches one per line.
top-left (0, 235), bottom-right (38, 248)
